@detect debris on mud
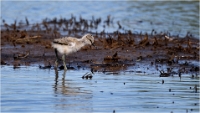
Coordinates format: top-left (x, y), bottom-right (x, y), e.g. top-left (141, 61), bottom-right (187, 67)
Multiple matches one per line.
top-left (1, 16), bottom-right (199, 76)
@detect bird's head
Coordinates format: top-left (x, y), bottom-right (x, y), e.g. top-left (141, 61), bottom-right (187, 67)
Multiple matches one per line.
top-left (83, 34), bottom-right (95, 46)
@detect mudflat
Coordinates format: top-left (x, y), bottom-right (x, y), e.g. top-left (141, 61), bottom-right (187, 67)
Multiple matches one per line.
top-left (1, 17), bottom-right (199, 76)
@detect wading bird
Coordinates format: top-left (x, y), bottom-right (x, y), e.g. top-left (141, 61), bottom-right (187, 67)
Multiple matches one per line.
top-left (52, 34), bottom-right (94, 70)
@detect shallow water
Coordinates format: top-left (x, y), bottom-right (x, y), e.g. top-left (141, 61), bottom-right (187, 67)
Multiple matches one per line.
top-left (1, 66), bottom-right (199, 112)
top-left (1, 1), bottom-right (199, 38)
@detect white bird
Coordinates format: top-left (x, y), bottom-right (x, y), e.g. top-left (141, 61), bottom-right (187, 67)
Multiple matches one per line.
top-left (52, 34), bottom-right (94, 70)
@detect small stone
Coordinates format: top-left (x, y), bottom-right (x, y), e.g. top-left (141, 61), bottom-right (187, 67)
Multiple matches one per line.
top-left (162, 80), bottom-right (164, 84)
top-left (169, 89), bottom-right (171, 92)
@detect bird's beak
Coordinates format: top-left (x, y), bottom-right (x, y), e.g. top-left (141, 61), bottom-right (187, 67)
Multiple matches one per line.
top-left (91, 43), bottom-right (97, 49)
top-left (92, 43), bottom-right (95, 46)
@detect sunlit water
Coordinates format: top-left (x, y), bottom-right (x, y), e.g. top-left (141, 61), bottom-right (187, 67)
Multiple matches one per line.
top-left (1, 1), bottom-right (199, 38)
top-left (1, 66), bottom-right (199, 112)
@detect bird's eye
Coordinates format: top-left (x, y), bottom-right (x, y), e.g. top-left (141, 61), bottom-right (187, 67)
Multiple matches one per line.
top-left (91, 35), bottom-right (93, 37)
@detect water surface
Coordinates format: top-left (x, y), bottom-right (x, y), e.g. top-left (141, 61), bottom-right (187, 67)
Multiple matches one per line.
top-left (1, 1), bottom-right (199, 38)
top-left (1, 66), bottom-right (199, 112)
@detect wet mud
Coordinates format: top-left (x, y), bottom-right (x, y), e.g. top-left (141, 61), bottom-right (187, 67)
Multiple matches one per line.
top-left (1, 16), bottom-right (199, 76)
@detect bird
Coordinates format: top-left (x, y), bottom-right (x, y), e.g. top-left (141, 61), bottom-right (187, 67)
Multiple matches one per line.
top-left (52, 34), bottom-right (94, 70)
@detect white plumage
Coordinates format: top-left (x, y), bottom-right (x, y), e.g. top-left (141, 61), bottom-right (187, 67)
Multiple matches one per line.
top-left (52, 34), bottom-right (94, 70)
top-left (52, 41), bottom-right (76, 55)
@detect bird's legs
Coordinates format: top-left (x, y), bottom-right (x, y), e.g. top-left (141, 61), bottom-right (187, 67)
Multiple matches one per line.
top-left (62, 54), bottom-right (67, 71)
top-left (55, 49), bottom-right (67, 71)
top-left (54, 49), bottom-right (59, 68)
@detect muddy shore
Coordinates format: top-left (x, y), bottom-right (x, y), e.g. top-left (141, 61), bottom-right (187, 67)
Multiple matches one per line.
top-left (1, 17), bottom-right (199, 76)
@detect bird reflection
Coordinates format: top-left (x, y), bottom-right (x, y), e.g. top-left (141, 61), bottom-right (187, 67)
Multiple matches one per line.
top-left (53, 68), bottom-right (93, 112)
top-left (54, 68), bottom-right (67, 94)
top-left (53, 68), bottom-right (89, 95)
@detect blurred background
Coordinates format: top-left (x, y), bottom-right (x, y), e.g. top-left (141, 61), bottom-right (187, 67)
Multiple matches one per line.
top-left (1, 1), bottom-right (199, 38)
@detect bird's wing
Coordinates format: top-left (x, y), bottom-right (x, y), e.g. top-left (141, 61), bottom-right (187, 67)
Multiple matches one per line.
top-left (53, 37), bottom-right (77, 46)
